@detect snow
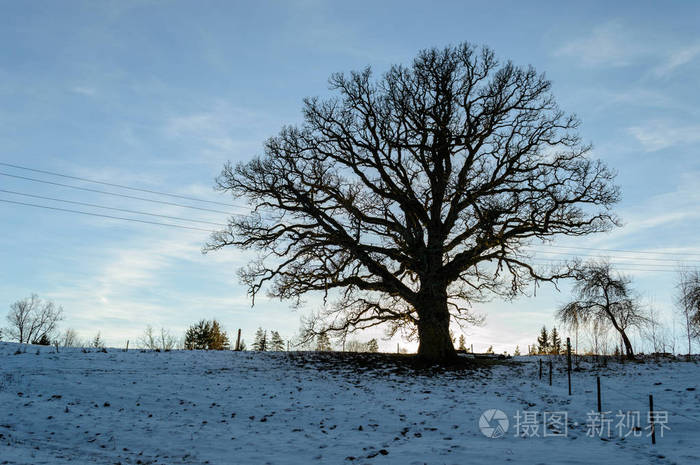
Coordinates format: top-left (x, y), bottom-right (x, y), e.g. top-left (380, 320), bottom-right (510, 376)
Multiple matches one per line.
top-left (1, 342), bottom-right (699, 464)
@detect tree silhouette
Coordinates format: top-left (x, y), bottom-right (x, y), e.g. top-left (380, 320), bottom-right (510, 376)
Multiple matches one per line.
top-left (558, 260), bottom-right (646, 359)
top-left (550, 327), bottom-right (561, 354)
top-left (252, 328), bottom-right (268, 351)
top-left (206, 43), bottom-right (619, 363)
top-left (269, 331), bottom-right (285, 351)
top-left (537, 326), bottom-right (549, 354)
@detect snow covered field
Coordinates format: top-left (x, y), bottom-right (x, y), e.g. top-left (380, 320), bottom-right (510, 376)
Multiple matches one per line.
top-left (1, 342), bottom-right (699, 465)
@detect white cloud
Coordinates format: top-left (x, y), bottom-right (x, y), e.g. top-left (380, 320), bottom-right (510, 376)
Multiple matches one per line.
top-left (628, 120), bottom-right (700, 151)
top-left (652, 43), bottom-right (700, 77)
top-left (70, 86), bottom-right (97, 96)
top-left (554, 22), bottom-right (647, 67)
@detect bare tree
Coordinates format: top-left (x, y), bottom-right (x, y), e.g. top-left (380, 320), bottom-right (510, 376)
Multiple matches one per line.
top-left (205, 43), bottom-right (619, 363)
top-left (140, 325), bottom-right (176, 351)
top-left (676, 268), bottom-right (700, 358)
top-left (61, 328), bottom-right (79, 347)
top-left (643, 304), bottom-right (667, 356)
top-left (5, 294), bottom-right (64, 344)
top-left (557, 261), bottom-right (646, 359)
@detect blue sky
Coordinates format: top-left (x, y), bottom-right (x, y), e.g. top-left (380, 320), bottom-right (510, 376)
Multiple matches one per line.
top-left (1, 0), bottom-right (699, 352)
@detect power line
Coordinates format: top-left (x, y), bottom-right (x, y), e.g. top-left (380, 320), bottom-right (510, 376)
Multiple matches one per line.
top-left (526, 249), bottom-right (700, 265)
top-left (0, 197), bottom-right (694, 272)
top-left (527, 257), bottom-right (699, 269)
top-left (0, 161), bottom-right (246, 208)
top-left (0, 171), bottom-right (248, 216)
top-left (0, 198), bottom-right (214, 232)
top-left (530, 244), bottom-right (700, 258)
top-left (0, 189), bottom-right (228, 227)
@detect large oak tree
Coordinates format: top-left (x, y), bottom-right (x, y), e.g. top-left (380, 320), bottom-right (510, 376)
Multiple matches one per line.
top-left (206, 43), bottom-right (619, 363)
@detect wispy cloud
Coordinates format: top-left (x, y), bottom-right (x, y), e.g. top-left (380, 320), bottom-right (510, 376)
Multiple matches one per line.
top-left (70, 85), bottom-right (97, 96)
top-left (554, 22), bottom-right (647, 67)
top-left (652, 43), bottom-right (700, 77)
top-left (627, 120), bottom-right (700, 151)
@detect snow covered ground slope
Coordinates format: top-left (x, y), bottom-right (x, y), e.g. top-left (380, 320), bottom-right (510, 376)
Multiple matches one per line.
top-left (1, 342), bottom-right (699, 465)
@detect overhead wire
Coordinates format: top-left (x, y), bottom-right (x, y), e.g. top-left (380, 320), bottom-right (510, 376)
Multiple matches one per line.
top-left (0, 198), bottom-right (215, 233)
top-left (0, 161), bottom-right (246, 208)
top-left (0, 171), bottom-right (250, 216)
top-left (0, 189), bottom-right (228, 227)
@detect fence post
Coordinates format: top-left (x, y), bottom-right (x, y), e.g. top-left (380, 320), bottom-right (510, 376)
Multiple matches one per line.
top-left (566, 337), bottom-right (572, 395)
top-left (125, 340), bottom-right (129, 352)
top-left (649, 394), bottom-right (656, 445)
top-left (539, 358), bottom-right (542, 380)
top-left (597, 377), bottom-right (602, 413)
top-left (397, 343), bottom-right (399, 354)
top-left (548, 359), bottom-right (552, 386)
top-left (235, 329), bottom-right (241, 351)
top-left (471, 343), bottom-right (473, 353)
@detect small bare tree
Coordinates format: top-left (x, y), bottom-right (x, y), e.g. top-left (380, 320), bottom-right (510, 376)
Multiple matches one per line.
top-left (676, 268), bottom-right (700, 358)
top-left (139, 325), bottom-right (176, 351)
top-left (643, 305), bottom-right (667, 356)
top-left (5, 294), bottom-right (64, 344)
top-left (558, 261), bottom-right (647, 359)
top-left (61, 328), bottom-right (79, 347)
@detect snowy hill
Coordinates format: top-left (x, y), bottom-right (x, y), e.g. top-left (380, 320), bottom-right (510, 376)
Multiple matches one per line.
top-left (0, 342), bottom-right (698, 464)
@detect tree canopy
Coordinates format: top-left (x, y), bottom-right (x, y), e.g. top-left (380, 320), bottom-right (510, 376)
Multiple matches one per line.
top-left (206, 43), bottom-right (619, 363)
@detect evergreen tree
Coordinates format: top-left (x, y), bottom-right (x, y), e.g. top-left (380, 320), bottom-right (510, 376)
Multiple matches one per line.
top-left (537, 326), bottom-right (549, 354)
top-left (458, 334), bottom-right (467, 351)
top-left (209, 320), bottom-right (231, 350)
top-left (184, 319), bottom-right (230, 350)
top-left (252, 328), bottom-right (268, 351)
top-left (514, 345), bottom-right (521, 356)
top-left (34, 333), bottom-right (51, 346)
top-left (91, 331), bottom-right (104, 349)
top-left (366, 338), bottom-right (379, 353)
top-left (269, 331), bottom-right (285, 351)
top-left (550, 327), bottom-right (562, 355)
top-left (315, 333), bottom-right (332, 351)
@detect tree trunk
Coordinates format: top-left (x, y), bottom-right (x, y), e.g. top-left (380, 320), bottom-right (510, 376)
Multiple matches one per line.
top-left (415, 287), bottom-right (457, 364)
top-left (619, 330), bottom-right (635, 360)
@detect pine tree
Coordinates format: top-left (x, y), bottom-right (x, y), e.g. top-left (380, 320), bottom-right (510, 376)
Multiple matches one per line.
top-left (458, 334), bottom-right (467, 351)
top-left (550, 327), bottom-right (562, 355)
top-left (366, 338), bottom-right (379, 353)
top-left (269, 331), bottom-right (285, 351)
top-left (92, 331), bottom-right (104, 349)
top-left (315, 333), bottom-right (332, 351)
top-left (184, 319), bottom-right (230, 350)
top-left (34, 333), bottom-right (51, 346)
top-left (209, 320), bottom-right (231, 350)
top-left (537, 326), bottom-right (549, 354)
top-left (514, 345), bottom-right (521, 356)
top-left (252, 328), bottom-right (268, 351)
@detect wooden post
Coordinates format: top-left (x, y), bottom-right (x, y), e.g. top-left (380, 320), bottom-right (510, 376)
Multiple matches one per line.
top-left (539, 358), bottom-right (543, 380)
top-left (397, 343), bottom-right (400, 354)
top-left (649, 394), bottom-right (656, 445)
top-left (470, 343), bottom-right (473, 353)
top-left (597, 377), bottom-right (602, 413)
top-left (566, 337), bottom-right (572, 395)
top-left (548, 359), bottom-right (552, 386)
top-left (527, 344), bottom-right (530, 355)
top-left (125, 340), bottom-right (129, 352)
top-left (235, 329), bottom-right (241, 351)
